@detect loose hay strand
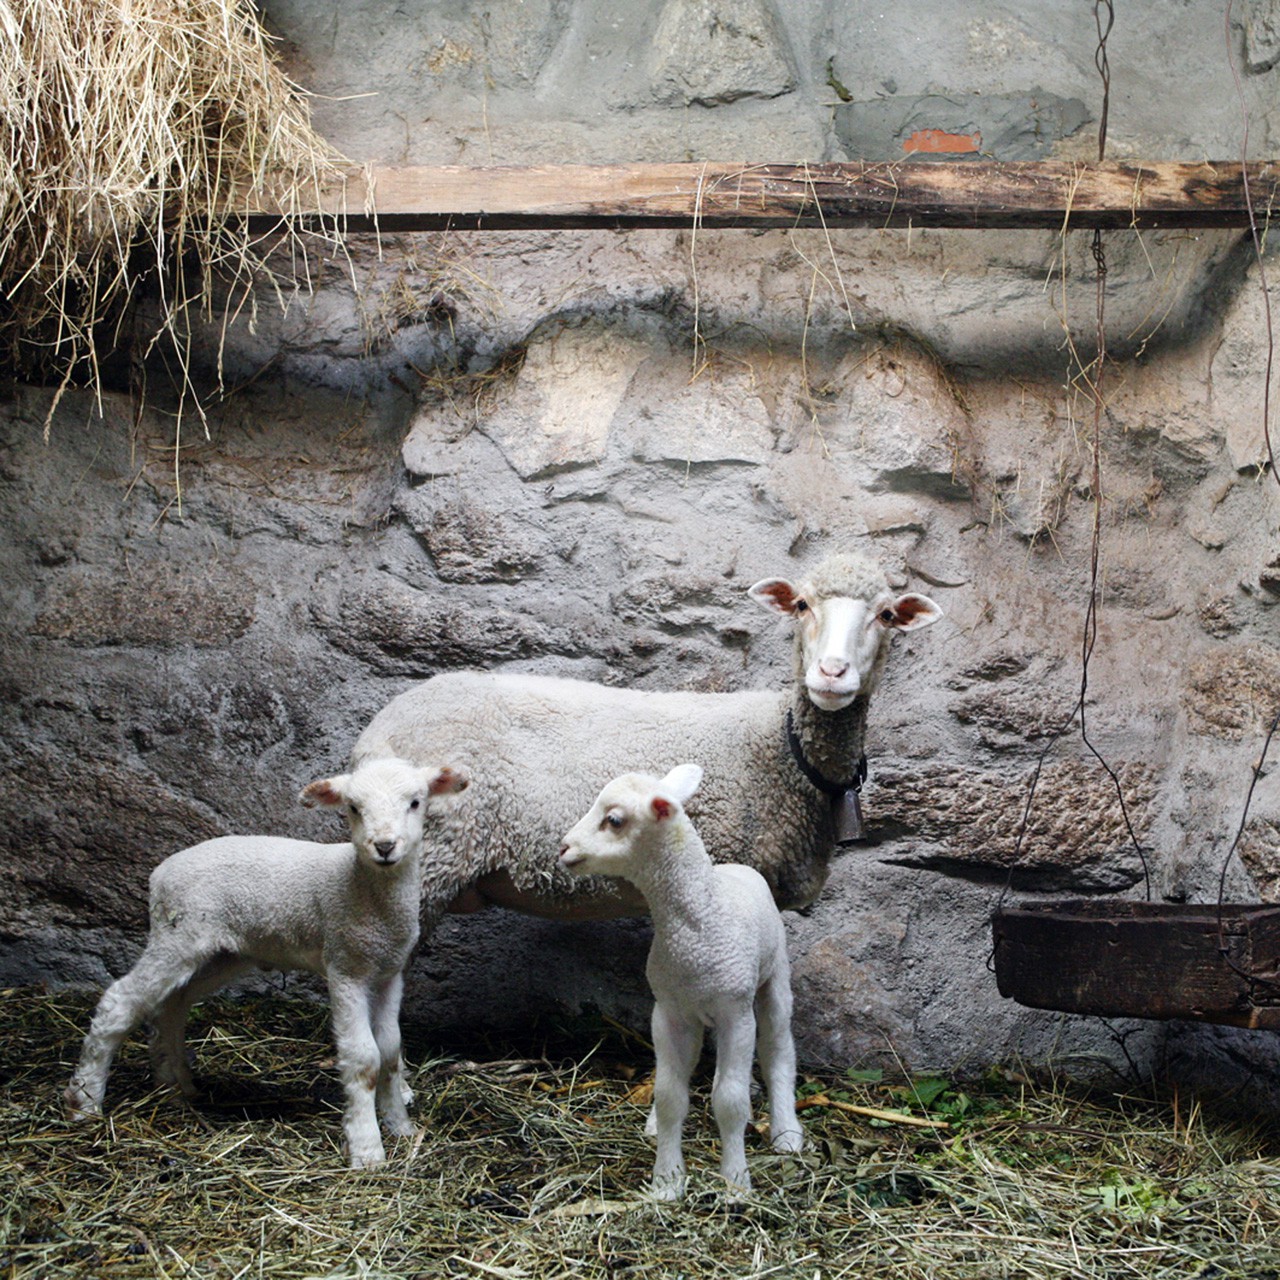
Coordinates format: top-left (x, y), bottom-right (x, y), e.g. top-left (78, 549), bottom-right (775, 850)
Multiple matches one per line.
top-left (3, 988), bottom-right (1280, 1279)
top-left (0, 0), bottom-right (342, 431)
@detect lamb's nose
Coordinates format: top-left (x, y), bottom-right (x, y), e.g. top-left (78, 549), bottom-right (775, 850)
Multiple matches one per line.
top-left (819, 658), bottom-right (849, 678)
top-left (374, 839), bottom-right (396, 859)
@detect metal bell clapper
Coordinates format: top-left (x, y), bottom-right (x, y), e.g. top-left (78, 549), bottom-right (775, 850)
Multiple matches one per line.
top-left (834, 789), bottom-right (865, 845)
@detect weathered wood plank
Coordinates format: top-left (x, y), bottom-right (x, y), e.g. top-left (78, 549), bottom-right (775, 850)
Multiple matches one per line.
top-left (237, 160), bottom-right (1280, 233)
top-left (992, 901), bottom-right (1280, 1029)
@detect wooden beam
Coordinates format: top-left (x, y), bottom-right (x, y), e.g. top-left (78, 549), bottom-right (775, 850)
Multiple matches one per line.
top-left (238, 160), bottom-right (1280, 234)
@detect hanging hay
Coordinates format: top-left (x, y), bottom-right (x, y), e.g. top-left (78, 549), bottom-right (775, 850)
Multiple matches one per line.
top-left (3, 987), bottom-right (1280, 1278)
top-left (0, 0), bottom-right (341, 422)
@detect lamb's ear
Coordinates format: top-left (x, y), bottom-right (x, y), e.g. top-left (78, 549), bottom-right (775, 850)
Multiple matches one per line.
top-left (748, 576), bottom-right (800, 616)
top-left (300, 775), bottom-right (349, 808)
top-left (659, 763), bottom-right (702, 807)
top-left (425, 765), bottom-right (470, 797)
top-left (883, 593), bottom-right (944, 632)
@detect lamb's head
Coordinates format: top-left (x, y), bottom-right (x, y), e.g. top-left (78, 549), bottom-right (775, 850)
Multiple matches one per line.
top-left (749, 553), bottom-right (943, 711)
top-left (559, 764), bottom-right (703, 880)
top-left (300, 757), bottom-right (470, 867)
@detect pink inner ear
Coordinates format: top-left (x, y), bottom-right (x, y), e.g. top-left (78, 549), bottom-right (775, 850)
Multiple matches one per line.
top-left (305, 780), bottom-right (342, 808)
top-left (651, 796), bottom-right (673, 820)
top-left (764, 582), bottom-right (797, 612)
top-left (893, 595), bottom-right (933, 625)
top-left (428, 767), bottom-right (463, 796)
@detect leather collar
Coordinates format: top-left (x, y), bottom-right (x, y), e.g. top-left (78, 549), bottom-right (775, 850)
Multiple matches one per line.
top-left (785, 709), bottom-right (868, 796)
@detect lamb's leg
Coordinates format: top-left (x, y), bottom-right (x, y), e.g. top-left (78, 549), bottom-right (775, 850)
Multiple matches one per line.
top-left (650, 1001), bottom-right (702, 1201)
top-left (65, 946), bottom-right (198, 1118)
top-left (755, 973), bottom-right (803, 1155)
top-left (327, 976), bottom-right (386, 1169)
top-left (369, 972), bottom-right (416, 1139)
top-left (645, 1021), bottom-right (703, 1140)
top-left (149, 955), bottom-right (253, 1098)
top-left (711, 1006), bottom-right (757, 1196)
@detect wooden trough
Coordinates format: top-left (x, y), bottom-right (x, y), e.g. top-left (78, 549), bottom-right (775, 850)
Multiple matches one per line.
top-left (991, 901), bottom-right (1280, 1029)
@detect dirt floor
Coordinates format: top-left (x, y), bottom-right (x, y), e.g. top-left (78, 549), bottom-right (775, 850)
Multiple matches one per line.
top-left (3, 987), bottom-right (1280, 1279)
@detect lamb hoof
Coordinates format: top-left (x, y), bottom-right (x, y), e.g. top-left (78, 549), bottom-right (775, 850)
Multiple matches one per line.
top-left (63, 1085), bottom-right (101, 1121)
top-left (650, 1171), bottom-right (686, 1202)
top-left (347, 1146), bottom-right (387, 1170)
top-left (770, 1126), bottom-right (805, 1155)
top-left (383, 1117), bottom-right (419, 1139)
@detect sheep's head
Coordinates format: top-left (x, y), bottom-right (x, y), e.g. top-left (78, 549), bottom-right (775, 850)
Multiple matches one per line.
top-left (749, 553), bottom-right (942, 711)
top-left (559, 764), bottom-right (703, 881)
top-left (300, 757), bottom-right (470, 867)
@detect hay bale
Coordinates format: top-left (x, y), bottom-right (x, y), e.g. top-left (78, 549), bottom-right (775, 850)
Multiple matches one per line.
top-left (0, 0), bottom-right (338, 410)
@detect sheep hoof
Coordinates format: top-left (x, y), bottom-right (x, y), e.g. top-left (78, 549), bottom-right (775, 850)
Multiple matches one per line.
top-left (723, 1171), bottom-right (752, 1198)
top-left (63, 1085), bottom-right (101, 1121)
top-left (383, 1117), bottom-right (419, 1139)
top-left (650, 1171), bottom-right (685, 1202)
top-left (770, 1126), bottom-right (805, 1155)
top-left (347, 1145), bottom-right (388, 1170)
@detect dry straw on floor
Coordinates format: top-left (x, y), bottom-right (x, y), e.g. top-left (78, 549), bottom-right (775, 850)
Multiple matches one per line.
top-left (3, 987), bottom-right (1279, 1279)
top-left (0, 0), bottom-right (339, 424)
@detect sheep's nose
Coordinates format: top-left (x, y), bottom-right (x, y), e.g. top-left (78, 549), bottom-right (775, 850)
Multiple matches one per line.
top-left (818, 658), bottom-right (849, 678)
top-left (374, 839), bottom-right (396, 859)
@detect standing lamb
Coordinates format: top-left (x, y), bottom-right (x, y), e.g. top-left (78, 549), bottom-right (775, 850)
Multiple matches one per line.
top-left (560, 763), bottom-right (803, 1199)
top-left (64, 757), bottom-right (469, 1169)
top-left (352, 552), bottom-right (942, 924)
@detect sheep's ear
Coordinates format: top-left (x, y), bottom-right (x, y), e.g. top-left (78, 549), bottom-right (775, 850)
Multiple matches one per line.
top-left (883, 593), bottom-right (944, 632)
top-left (748, 577), bottom-right (800, 616)
top-left (659, 763), bottom-right (702, 806)
top-left (300, 776), bottom-right (349, 808)
top-left (425, 765), bottom-right (470, 797)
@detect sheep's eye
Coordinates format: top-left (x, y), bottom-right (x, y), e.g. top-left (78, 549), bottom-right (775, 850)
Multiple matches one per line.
top-left (794, 598), bottom-right (809, 614)
top-left (409, 798), bottom-right (420, 812)
top-left (604, 812), bottom-right (625, 831)
top-left (348, 803), bottom-right (360, 817)
top-left (879, 608), bottom-right (896, 624)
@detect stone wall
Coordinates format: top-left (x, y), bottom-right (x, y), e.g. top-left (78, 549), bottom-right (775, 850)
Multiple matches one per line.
top-left (3, 0), bottom-right (1280, 1098)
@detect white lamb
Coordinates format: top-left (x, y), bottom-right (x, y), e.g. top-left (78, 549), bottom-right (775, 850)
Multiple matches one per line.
top-left (353, 552), bottom-right (942, 927)
top-left (64, 757), bottom-right (469, 1169)
top-left (560, 763), bottom-right (803, 1199)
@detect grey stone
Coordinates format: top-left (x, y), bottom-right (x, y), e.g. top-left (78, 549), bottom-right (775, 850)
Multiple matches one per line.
top-left (1184, 648), bottom-right (1280, 741)
top-left (868, 759), bottom-right (1158, 891)
top-left (648, 0), bottom-right (796, 107)
top-left (33, 564), bottom-right (256, 648)
top-left (1246, 0), bottom-right (1280, 72)
top-left (481, 321), bottom-right (650, 479)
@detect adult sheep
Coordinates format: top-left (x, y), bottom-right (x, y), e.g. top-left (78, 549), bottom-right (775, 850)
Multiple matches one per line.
top-left (352, 552), bottom-right (942, 924)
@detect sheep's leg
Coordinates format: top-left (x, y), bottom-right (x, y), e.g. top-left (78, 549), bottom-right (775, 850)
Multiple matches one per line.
top-left (650, 1001), bottom-right (701, 1201)
top-left (644, 1022), bottom-right (702, 1140)
top-left (149, 955), bottom-right (253, 1098)
top-left (65, 945), bottom-right (198, 1119)
top-left (327, 977), bottom-right (386, 1169)
top-left (711, 1006), bottom-right (757, 1196)
top-left (370, 972), bottom-right (416, 1139)
top-left (755, 974), bottom-right (803, 1154)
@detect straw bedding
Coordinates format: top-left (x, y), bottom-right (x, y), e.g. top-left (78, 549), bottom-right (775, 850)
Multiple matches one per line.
top-left (2, 986), bottom-right (1279, 1279)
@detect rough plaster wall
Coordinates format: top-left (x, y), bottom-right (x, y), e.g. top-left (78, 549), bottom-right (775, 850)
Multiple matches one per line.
top-left (3, 0), bottom-right (1280, 1098)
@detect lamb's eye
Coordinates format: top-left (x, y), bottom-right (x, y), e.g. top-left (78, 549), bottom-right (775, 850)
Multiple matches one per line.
top-left (879, 608), bottom-right (895, 624)
top-left (348, 803), bottom-right (360, 818)
top-left (794, 598), bottom-right (809, 614)
top-left (605, 812), bottom-right (625, 831)
top-left (409, 798), bottom-right (420, 812)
